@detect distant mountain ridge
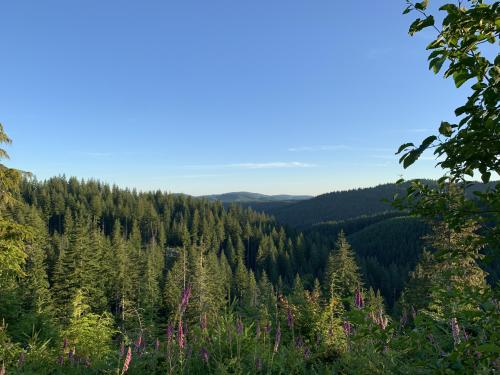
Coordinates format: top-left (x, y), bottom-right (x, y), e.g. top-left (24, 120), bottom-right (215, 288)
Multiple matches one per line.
top-left (200, 191), bottom-right (313, 203)
top-left (241, 180), bottom-right (496, 228)
top-left (199, 181), bottom-right (497, 229)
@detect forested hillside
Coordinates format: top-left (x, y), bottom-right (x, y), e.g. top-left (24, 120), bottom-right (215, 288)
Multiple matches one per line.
top-left (1, 174), bottom-right (497, 374)
top-left (251, 181), bottom-right (497, 229)
top-left (14, 177), bottom-right (430, 308)
top-left (263, 184), bottom-right (407, 228)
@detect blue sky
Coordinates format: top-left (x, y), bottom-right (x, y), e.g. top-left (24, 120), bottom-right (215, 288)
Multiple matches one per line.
top-left (0, 1), bottom-right (468, 196)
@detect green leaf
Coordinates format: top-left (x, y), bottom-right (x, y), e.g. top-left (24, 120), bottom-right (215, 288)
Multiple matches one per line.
top-left (396, 142), bottom-right (415, 154)
top-left (429, 56), bottom-right (447, 74)
top-left (439, 4), bottom-right (458, 12)
top-left (455, 105), bottom-right (468, 116)
top-left (476, 344), bottom-right (500, 354)
top-left (427, 49), bottom-right (443, 60)
top-left (403, 150), bottom-right (419, 168)
top-left (439, 122), bottom-right (453, 136)
top-left (427, 39), bottom-right (444, 50)
top-left (481, 171), bottom-right (491, 183)
top-left (420, 15), bottom-right (435, 29)
top-left (471, 82), bottom-right (487, 90)
top-left (453, 70), bottom-right (471, 88)
top-left (418, 135), bottom-right (437, 151)
top-left (409, 17), bottom-right (435, 36)
top-left (415, 0), bottom-right (429, 11)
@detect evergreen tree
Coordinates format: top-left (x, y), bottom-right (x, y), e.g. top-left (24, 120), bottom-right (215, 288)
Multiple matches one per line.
top-left (324, 231), bottom-right (362, 299)
top-left (20, 207), bottom-right (53, 315)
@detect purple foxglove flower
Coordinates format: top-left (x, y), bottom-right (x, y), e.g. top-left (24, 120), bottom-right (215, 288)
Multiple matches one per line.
top-left (451, 317), bottom-right (461, 345)
top-left (166, 321), bottom-right (174, 342)
top-left (180, 286), bottom-right (192, 313)
top-left (377, 310), bottom-right (388, 330)
top-left (178, 319), bottom-right (185, 349)
top-left (122, 347), bottom-right (132, 374)
top-left (0, 363), bottom-right (5, 375)
top-left (354, 289), bottom-right (364, 309)
top-left (343, 320), bottom-right (352, 336)
top-left (273, 324), bottom-right (281, 353)
top-left (200, 347), bottom-right (209, 363)
top-left (155, 338), bottom-right (160, 351)
top-left (256, 321), bottom-right (261, 338)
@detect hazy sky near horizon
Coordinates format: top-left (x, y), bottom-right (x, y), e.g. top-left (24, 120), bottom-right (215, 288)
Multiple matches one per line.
top-left (1, 1), bottom-right (468, 196)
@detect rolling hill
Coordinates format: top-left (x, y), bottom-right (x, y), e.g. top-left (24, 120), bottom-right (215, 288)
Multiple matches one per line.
top-left (200, 191), bottom-right (312, 203)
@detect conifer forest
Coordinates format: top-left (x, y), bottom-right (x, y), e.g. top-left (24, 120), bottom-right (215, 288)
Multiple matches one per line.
top-left (0, 1), bottom-right (499, 374)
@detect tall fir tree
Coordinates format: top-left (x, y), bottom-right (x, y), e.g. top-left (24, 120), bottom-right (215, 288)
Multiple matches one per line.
top-left (324, 230), bottom-right (362, 300)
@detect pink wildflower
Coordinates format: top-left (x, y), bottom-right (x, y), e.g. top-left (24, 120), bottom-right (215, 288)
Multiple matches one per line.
top-left (166, 321), bottom-right (174, 342)
top-left (343, 320), bottom-right (352, 336)
top-left (451, 317), bottom-right (461, 345)
top-left (274, 324), bottom-right (281, 353)
top-left (180, 286), bottom-right (192, 313)
top-left (178, 319), bottom-right (185, 349)
top-left (121, 347), bottom-right (132, 374)
top-left (376, 310), bottom-right (388, 330)
top-left (354, 289), bottom-right (364, 309)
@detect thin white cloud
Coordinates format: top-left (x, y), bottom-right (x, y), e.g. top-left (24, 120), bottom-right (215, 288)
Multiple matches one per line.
top-left (288, 145), bottom-right (351, 152)
top-left (289, 145), bottom-right (396, 153)
top-left (183, 162), bottom-right (317, 170)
